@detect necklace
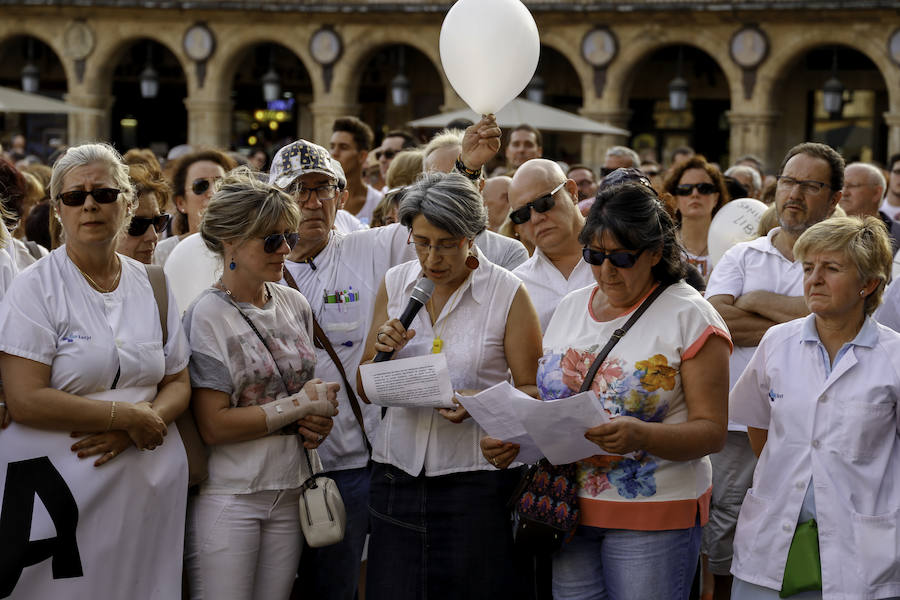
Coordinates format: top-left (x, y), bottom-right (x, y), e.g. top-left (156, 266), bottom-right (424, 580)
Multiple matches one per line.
top-left (218, 278), bottom-right (271, 305)
top-left (427, 282), bottom-right (466, 353)
top-left (73, 256), bottom-right (121, 293)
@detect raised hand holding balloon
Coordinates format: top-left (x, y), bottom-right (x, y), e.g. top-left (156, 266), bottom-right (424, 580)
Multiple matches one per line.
top-left (439, 0), bottom-right (540, 116)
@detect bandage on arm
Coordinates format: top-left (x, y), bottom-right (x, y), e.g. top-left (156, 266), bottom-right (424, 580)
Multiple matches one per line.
top-left (260, 383), bottom-right (336, 433)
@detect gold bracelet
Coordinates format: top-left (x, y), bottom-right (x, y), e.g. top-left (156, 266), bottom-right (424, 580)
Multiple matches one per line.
top-left (107, 401), bottom-right (117, 431)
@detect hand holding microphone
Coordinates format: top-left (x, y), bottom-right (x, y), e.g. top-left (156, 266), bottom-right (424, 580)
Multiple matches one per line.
top-left (374, 278), bottom-right (435, 362)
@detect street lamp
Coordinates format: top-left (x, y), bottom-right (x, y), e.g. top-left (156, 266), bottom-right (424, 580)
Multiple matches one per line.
top-left (822, 47), bottom-right (845, 119)
top-left (668, 46), bottom-right (688, 111)
top-left (261, 49), bottom-right (281, 103)
top-left (21, 38), bottom-right (39, 93)
top-left (526, 75), bottom-right (545, 104)
top-left (391, 46), bottom-right (410, 107)
top-left (139, 44), bottom-right (159, 99)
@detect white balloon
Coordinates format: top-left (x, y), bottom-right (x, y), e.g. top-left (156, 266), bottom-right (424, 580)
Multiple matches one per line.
top-left (440, 0), bottom-right (540, 115)
top-left (163, 233), bottom-right (221, 314)
top-left (707, 198), bottom-right (769, 267)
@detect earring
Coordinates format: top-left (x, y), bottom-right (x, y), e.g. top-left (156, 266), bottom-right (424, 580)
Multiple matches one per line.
top-left (465, 252), bottom-right (479, 270)
top-left (229, 257), bottom-right (236, 271)
top-left (859, 289), bottom-right (866, 297)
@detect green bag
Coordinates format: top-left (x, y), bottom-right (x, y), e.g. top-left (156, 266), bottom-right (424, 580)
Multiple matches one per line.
top-left (779, 519), bottom-right (822, 598)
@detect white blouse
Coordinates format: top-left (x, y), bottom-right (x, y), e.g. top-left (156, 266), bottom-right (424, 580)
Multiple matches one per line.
top-left (372, 247), bottom-right (523, 477)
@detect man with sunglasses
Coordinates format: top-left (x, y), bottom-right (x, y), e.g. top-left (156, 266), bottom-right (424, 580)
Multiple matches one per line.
top-left (703, 142), bottom-right (844, 597)
top-left (376, 130), bottom-right (416, 193)
top-left (508, 159), bottom-right (594, 331)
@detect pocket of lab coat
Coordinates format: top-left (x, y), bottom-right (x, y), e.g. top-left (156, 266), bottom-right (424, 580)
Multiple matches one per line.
top-left (840, 401), bottom-right (894, 461)
top-left (850, 508), bottom-right (900, 587)
top-left (733, 487), bottom-right (771, 557)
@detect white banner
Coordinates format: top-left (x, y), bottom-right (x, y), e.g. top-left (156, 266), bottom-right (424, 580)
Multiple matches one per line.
top-left (0, 387), bottom-right (188, 599)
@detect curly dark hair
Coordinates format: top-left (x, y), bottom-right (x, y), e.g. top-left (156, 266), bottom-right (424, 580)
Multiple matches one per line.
top-left (580, 183), bottom-right (687, 285)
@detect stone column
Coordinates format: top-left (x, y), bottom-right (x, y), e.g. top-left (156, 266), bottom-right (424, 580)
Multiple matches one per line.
top-left (308, 101), bottom-right (360, 147)
top-left (727, 111), bottom-right (780, 173)
top-left (884, 111), bottom-right (900, 159)
top-left (578, 109), bottom-right (632, 169)
top-left (184, 98), bottom-right (233, 149)
top-left (64, 93), bottom-right (114, 145)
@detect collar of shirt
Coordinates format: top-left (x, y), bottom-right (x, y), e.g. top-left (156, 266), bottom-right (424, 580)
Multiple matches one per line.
top-left (401, 245), bottom-right (490, 305)
top-left (799, 313), bottom-right (878, 377)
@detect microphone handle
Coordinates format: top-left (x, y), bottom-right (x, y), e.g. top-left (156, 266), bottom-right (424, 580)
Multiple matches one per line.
top-left (373, 299), bottom-right (425, 362)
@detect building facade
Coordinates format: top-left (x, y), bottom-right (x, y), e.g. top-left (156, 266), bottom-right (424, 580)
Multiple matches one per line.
top-left (1, 0), bottom-right (898, 171)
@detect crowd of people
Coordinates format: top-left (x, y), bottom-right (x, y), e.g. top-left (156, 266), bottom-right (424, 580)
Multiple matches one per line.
top-left (0, 114), bottom-right (899, 600)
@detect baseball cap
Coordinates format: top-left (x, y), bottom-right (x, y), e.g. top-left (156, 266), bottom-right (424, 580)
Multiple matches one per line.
top-left (330, 158), bottom-right (347, 190)
top-left (268, 139), bottom-right (337, 189)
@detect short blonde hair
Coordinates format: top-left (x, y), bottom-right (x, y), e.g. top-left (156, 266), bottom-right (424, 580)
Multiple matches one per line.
top-left (200, 168), bottom-right (300, 257)
top-left (385, 150), bottom-right (424, 189)
top-left (794, 216), bottom-right (893, 315)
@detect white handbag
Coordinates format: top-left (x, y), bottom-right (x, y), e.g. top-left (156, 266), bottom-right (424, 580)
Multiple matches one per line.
top-left (298, 449), bottom-right (346, 548)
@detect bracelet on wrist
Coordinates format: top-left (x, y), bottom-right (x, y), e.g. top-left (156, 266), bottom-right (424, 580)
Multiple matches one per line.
top-left (106, 400), bottom-right (117, 431)
top-left (455, 156), bottom-right (481, 181)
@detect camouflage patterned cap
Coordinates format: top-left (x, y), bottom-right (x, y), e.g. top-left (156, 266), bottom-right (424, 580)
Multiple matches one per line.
top-left (268, 139), bottom-right (337, 190)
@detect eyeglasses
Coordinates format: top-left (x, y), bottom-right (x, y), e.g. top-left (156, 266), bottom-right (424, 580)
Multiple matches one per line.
top-left (289, 183), bottom-right (339, 202)
top-left (582, 246), bottom-right (645, 268)
top-left (263, 232), bottom-right (299, 253)
top-left (776, 176), bottom-right (830, 195)
top-left (376, 149), bottom-right (399, 161)
top-left (127, 214), bottom-right (171, 237)
top-left (191, 177), bottom-right (221, 196)
top-left (57, 188), bottom-right (121, 206)
top-left (407, 233), bottom-right (465, 256)
top-left (674, 182), bottom-right (717, 196)
top-left (509, 181), bottom-right (566, 225)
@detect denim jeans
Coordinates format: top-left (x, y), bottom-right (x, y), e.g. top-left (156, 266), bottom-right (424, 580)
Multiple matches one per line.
top-left (366, 462), bottom-right (534, 600)
top-left (295, 466), bottom-right (371, 600)
top-left (552, 519), bottom-right (702, 600)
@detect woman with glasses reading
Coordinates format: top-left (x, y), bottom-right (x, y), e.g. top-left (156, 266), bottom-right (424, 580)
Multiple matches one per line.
top-left (0, 143), bottom-right (192, 598)
top-left (154, 149), bottom-right (236, 266)
top-left (358, 171), bottom-right (543, 600)
top-left (484, 182), bottom-right (732, 598)
top-left (662, 156), bottom-right (731, 281)
top-left (117, 163), bottom-right (171, 264)
top-left (182, 169), bottom-right (340, 599)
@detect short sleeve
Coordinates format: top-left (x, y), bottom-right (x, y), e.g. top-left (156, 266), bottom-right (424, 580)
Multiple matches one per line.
top-left (163, 273), bottom-right (191, 375)
top-left (875, 280), bottom-right (900, 333)
top-left (705, 243), bottom-right (746, 300)
top-left (188, 351), bottom-right (232, 395)
top-left (729, 332), bottom-right (773, 429)
top-left (677, 288), bottom-right (733, 360)
top-left (0, 270), bottom-right (57, 365)
top-left (182, 294), bottom-right (233, 394)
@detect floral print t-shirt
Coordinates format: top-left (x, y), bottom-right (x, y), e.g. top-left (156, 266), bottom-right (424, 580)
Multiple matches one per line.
top-left (539, 281), bottom-right (731, 531)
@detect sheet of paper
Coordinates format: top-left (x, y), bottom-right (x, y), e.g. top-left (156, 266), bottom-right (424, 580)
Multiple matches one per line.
top-left (509, 391), bottom-right (617, 465)
top-left (455, 382), bottom-right (543, 464)
top-left (359, 353), bottom-right (455, 409)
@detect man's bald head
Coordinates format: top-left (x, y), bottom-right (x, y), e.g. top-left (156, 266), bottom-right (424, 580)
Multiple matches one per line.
top-left (509, 159), bottom-right (568, 200)
top-left (508, 159), bottom-right (583, 256)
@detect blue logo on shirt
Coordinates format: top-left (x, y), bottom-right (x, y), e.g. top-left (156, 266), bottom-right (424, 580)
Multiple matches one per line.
top-left (61, 334), bottom-right (91, 343)
top-left (768, 389), bottom-right (783, 403)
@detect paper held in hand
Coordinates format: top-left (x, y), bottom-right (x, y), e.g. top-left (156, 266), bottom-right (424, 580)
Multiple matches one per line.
top-left (359, 353), bottom-right (456, 409)
top-left (457, 381), bottom-right (626, 465)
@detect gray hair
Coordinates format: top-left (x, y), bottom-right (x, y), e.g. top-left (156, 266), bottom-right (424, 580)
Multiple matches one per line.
top-left (200, 167), bottom-right (300, 257)
top-left (423, 129), bottom-right (464, 160)
top-left (725, 165), bottom-right (763, 193)
top-left (398, 171), bottom-right (487, 239)
top-left (606, 146), bottom-right (640, 168)
top-left (845, 162), bottom-right (886, 192)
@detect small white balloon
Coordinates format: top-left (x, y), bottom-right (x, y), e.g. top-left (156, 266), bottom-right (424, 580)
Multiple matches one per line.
top-left (707, 198), bottom-right (769, 267)
top-left (163, 233), bottom-right (221, 314)
top-left (440, 0), bottom-right (540, 115)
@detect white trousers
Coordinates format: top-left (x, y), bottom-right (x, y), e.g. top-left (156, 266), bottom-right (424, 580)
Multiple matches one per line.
top-left (185, 488), bottom-right (303, 600)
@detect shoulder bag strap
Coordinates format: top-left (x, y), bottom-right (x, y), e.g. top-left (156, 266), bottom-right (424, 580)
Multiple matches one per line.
top-left (283, 267), bottom-right (372, 455)
top-left (144, 264), bottom-right (168, 346)
top-left (579, 283), bottom-right (670, 393)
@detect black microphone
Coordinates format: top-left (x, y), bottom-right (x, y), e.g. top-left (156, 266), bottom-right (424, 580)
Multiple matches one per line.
top-left (374, 278), bottom-right (435, 362)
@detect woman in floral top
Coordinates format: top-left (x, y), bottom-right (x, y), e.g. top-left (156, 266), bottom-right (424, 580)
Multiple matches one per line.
top-left (484, 182), bottom-right (732, 599)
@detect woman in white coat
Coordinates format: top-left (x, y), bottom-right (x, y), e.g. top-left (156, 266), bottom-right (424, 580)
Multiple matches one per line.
top-left (729, 216), bottom-right (900, 599)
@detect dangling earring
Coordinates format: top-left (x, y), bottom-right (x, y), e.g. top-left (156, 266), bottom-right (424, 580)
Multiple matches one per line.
top-left (229, 257), bottom-right (236, 271)
top-left (465, 251), bottom-right (479, 270)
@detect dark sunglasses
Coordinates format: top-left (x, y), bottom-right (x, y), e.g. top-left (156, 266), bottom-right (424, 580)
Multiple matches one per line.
top-left (191, 177), bottom-right (220, 196)
top-left (263, 232), bottom-right (299, 253)
top-left (57, 188), bottom-right (120, 206)
top-left (376, 149), bottom-right (399, 160)
top-left (509, 181), bottom-right (565, 225)
top-left (582, 246), bottom-right (645, 268)
top-left (674, 182), bottom-right (717, 196)
top-left (127, 213), bottom-right (171, 237)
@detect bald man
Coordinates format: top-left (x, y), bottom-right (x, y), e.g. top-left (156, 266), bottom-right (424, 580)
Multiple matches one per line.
top-left (841, 162), bottom-right (900, 254)
top-left (482, 176), bottom-right (511, 232)
top-left (509, 159), bottom-right (595, 330)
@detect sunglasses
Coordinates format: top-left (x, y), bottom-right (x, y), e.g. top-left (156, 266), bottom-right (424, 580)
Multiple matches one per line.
top-left (191, 177), bottom-right (220, 196)
top-left (376, 149), bottom-right (399, 161)
top-left (127, 213), bottom-right (171, 237)
top-left (57, 188), bottom-right (120, 206)
top-left (582, 246), bottom-right (645, 268)
top-left (674, 182), bottom-right (717, 196)
top-left (509, 181), bottom-right (566, 225)
top-left (263, 232), bottom-right (299, 253)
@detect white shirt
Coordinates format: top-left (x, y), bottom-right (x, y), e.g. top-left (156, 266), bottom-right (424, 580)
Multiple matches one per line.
top-left (729, 315), bottom-right (900, 598)
top-left (153, 235), bottom-right (181, 266)
top-left (512, 249), bottom-right (594, 331)
top-left (334, 209), bottom-right (367, 233)
top-left (0, 241), bottom-right (18, 300)
top-left (474, 229), bottom-right (528, 271)
top-left (373, 248), bottom-right (522, 477)
top-left (351, 185), bottom-right (383, 226)
top-left (880, 197), bottom-right (900, 222)
top-left (282, 224), bottom-right (415, 472)
top-left (182, 285), bottom-right (318, 495)
top-left (705, 227), bottom-right (803, 431)
top-left (7, 236), bottom-right (48, 270)
top-left (875, 278), bottom-right (900, 333)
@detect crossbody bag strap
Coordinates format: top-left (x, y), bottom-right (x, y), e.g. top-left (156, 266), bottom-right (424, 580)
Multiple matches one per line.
top-left (578, 283), bottom-right (670, 393)
top-left (283, 267), bottom-right (372, 455)
top-left (144, 264), bottom-right (169, 346)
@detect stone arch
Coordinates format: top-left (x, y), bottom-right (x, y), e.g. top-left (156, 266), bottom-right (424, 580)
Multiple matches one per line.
top-left (212, 33), bottom-right (319, 100)
top-left (86, 32), bottom-right (188, 94)
top-left (0, 28), bottom-right (74, 90)
top-left (537, 33), bottom-right (590, 105)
